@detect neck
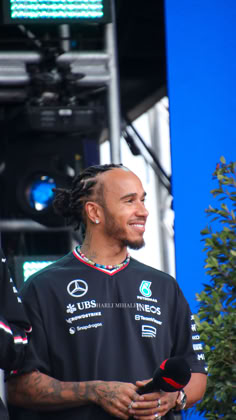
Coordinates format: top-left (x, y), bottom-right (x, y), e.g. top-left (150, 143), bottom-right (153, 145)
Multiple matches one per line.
top-left (81, 230), bottom-right (128, 265)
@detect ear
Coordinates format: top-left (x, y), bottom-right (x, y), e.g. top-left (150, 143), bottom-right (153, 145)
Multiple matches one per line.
top-left (84, 201), bottom-right (102, 225)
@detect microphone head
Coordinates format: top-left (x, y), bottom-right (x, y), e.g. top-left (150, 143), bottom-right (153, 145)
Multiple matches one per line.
top-left (152, 356), bottom-right (191, 392)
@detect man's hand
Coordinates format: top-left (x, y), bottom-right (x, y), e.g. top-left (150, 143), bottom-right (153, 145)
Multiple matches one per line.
top-left (127, 380), bottom-right (178, 419)
top-left (91, 381), bottom-right (144, 419)
top-left (7, 372), bottom-right (142, 417)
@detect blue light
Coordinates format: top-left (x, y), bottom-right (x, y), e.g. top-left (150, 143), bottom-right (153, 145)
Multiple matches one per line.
top-left (29, 175), bottom-right (56, 211)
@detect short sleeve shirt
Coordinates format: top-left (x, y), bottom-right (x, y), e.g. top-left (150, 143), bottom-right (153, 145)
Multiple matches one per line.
top-left (10, 249), bottom-right (207, 420)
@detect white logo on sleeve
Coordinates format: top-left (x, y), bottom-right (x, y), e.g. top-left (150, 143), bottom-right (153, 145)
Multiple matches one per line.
top-left (141, 324), bottom-right (156, 338)
top-left (67, 280), bottom-right (88, 298)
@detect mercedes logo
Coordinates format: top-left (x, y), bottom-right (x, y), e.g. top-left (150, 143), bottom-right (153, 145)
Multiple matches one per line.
top-left (67, 279), bottom-right (88, 298)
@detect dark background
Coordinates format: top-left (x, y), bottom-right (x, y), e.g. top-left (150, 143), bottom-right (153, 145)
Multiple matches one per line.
top-left (0, 0), bottom-right (167, 258)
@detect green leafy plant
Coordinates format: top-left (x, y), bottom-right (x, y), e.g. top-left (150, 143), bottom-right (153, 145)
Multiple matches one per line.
top-left (194, 157), bottom-right (236, 419)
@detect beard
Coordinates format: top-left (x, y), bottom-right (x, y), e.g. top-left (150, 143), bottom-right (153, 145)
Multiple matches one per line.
top-left (121, 238), bottom-right (145, 250)
top-left (103, 206), bottom-right (145, 250)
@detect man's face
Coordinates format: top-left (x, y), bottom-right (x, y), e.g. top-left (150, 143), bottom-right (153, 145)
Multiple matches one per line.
top-left (100, 169), bottom-right (149, 250)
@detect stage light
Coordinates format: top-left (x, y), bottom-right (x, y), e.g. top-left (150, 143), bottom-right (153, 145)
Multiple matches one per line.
top-left (22, 259), bottom-right (56, 281)
top-left (16, 167), bottom-right (72, 227)
top-left (12, 255), bottom-right (62, 288)
top-left (27, 175), bottom-right (56, 211)
top-left (2, 0), bottom-right (111, 24)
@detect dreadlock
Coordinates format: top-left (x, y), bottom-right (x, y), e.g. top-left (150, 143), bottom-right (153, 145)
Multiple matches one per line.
top-left (53, 163), bottom-right (123, 231)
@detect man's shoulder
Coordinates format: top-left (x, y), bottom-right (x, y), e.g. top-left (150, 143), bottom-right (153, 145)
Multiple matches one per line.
top-left (21, 251), bottom-right (76, 292)
top-left (129, 257), bottom-right (176, 283)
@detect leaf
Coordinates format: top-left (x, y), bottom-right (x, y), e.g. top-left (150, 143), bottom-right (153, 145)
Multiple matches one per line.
top-left (201, 227), bottom-right (210, 235)
top-left (210, 189), bottom-right (222, 197)
top-left (220, 156), bottom-right (226, 164)
top-left (221, 203), bottom-right (229, 212)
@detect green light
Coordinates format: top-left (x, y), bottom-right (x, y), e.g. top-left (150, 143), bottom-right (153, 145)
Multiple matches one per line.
top-left (23, 260), bottom-right (55, 281)
top-left (9, 0), bottom-right (104, 20)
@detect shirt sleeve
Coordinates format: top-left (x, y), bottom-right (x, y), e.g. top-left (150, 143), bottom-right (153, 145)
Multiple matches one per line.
top-left (0, 249), bottom-right (32, 372)
top-left (171, 284), bottom-right (207, 375)
top-left (0, 317), bottom-right (29, 371)
top-left (9, 278), bottom-right (52, 377)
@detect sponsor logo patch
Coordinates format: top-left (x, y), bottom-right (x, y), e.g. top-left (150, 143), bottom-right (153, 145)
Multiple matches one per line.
top-left (66, 312), bottom-right (102, 324)
top-left (67, 304), bottom-right (77, 314)
top-left (136, 303), bottom-right (161, 315)
top-left (139, 281), bottom-right (152, 298)
top-left (135, 314), bottom-right (162, 326)
top-left (192, 334), bottom-right (200, 340)
top-left (69, 327), bottom-right (76, 335)
top-left (67, 279), bottom-right (88, 298)
top-left (141, 324), bottom-right (157, 338)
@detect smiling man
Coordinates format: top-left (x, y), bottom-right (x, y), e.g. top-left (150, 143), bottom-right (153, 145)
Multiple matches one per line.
top-left (81, 165), bottom-right (149, 259)
top-left (7, 164), bottom-right (207, 420)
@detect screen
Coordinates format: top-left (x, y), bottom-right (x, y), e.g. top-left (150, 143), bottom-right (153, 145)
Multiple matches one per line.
top-left (2, 0), bottom-right (111, 24)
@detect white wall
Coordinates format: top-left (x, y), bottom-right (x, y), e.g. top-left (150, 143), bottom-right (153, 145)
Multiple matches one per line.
top-left (100, 99), bottom-right (176, 276)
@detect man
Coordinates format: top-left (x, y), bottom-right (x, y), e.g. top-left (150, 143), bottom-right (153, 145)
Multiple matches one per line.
top-left (0, 247), bottom-right (31, 420)
top-left (7, 164), bottom-right (207, 420)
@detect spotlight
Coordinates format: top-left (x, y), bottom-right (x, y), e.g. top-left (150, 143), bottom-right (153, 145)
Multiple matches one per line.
top-left (27, 175), bottom-right (56, 211)
top-left (17, 167), bottom-right (72, 227)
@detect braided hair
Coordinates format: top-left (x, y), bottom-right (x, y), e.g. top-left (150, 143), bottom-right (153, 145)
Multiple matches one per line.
top-left (53, 163), bottom-right (124, 231)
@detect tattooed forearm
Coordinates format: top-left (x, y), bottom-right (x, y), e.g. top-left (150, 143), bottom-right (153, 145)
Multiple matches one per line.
top-left (7, 371), bottom-right (102, 411)
top-left (7, 372), bottom-right (138, 418)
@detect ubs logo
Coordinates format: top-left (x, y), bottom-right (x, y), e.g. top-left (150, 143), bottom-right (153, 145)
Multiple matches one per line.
top-left (67, 279), bottom-right (88, 298)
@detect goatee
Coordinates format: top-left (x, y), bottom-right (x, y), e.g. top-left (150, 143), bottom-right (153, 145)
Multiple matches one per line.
top-left (122, 238), bottom-right (145, 250)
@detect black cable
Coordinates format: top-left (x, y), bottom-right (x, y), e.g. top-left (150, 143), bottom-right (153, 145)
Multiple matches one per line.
top-left (122, 130), bottom-right (141, 156)
top-left (123, 129), bottom-right (171, 193)
top-left (123, 117), bottom-right (172, 193)
top-left (125, 116), bottom-right (171, 184)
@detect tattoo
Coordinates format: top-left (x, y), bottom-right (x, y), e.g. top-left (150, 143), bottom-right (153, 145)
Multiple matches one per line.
top-left (8, 373), bottom-right (130, 415)
top-left (81, 232), bottom-right (98, 261)
top-left (92, 382), bottom-right (122, 406)
top-left (7, 372), bottom-right (100, 410)
top-left (81, 230), bottom-right (92, 249)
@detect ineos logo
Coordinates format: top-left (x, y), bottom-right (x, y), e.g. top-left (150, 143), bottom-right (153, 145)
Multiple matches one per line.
top-left (67, 280), bottom-right (88, 298)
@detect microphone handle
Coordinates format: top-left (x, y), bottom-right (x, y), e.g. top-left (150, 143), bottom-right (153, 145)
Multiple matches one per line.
top-left (137, 381), bottom-right (157, 395)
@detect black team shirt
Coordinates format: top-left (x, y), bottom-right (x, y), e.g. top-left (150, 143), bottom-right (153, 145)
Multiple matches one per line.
top-left (9, 248), bottom-right (207, 420)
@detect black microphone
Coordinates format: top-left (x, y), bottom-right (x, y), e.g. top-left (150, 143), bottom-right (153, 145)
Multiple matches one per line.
top-left (137, 356), bottom-right (191, 395)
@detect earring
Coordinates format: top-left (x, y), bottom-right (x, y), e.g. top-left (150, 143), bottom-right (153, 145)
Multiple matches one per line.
top-left (95, 219), bottom-right (100, 224)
